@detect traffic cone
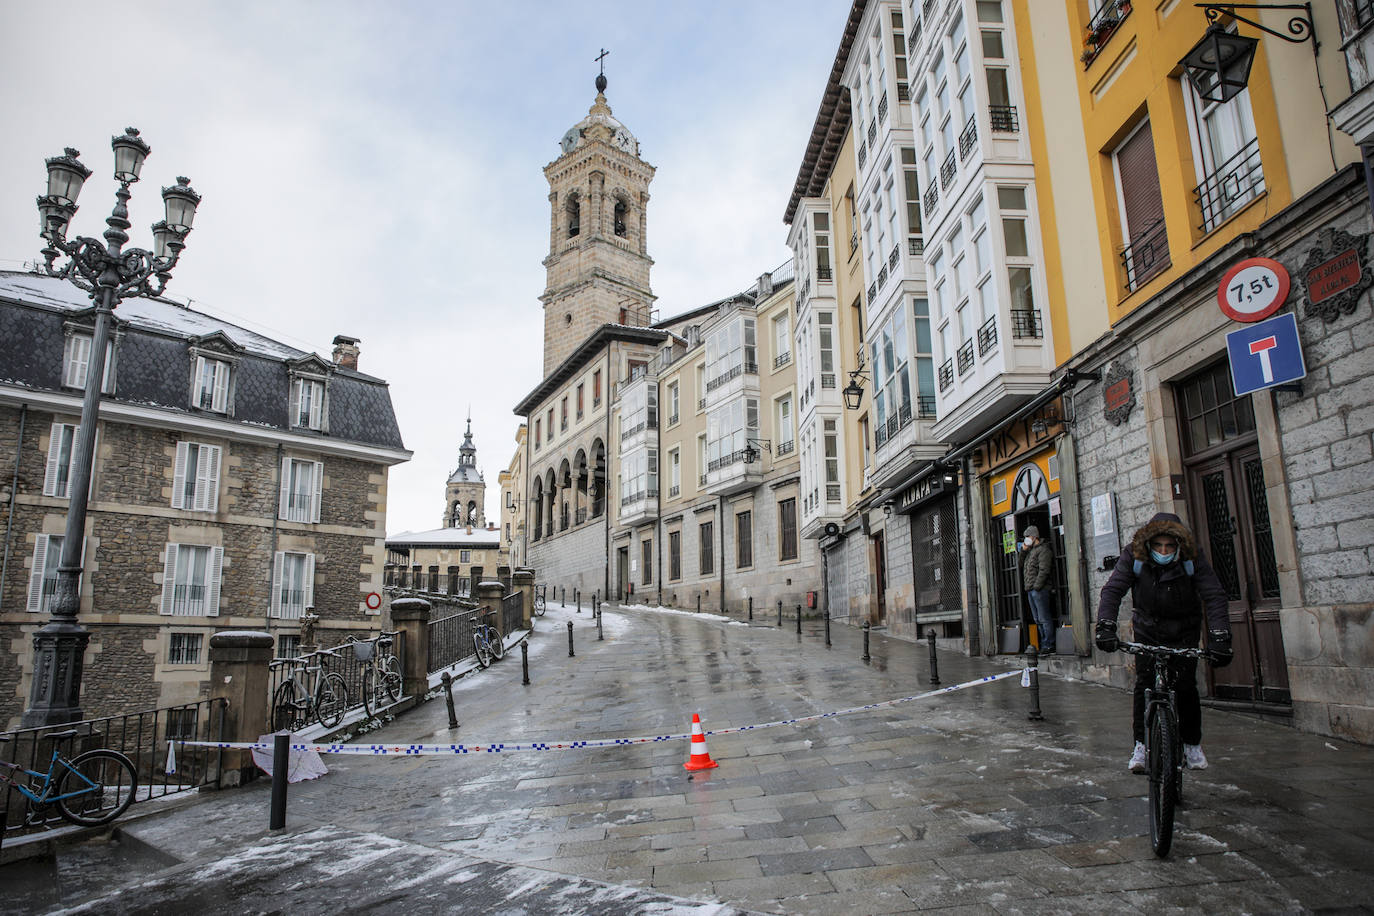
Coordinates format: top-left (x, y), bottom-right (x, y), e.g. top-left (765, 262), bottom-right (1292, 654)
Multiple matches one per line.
top-left (683, 713), bottom-right (719, 770)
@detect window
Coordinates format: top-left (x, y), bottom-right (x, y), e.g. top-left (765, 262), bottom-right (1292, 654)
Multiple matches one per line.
top-left (1113, 118), bottom-right (1170, 289)
top-left (277, 634), bottom-right (301, 659)
top-left (902, 148), bottom-right (922, 240)
top-left (194, 356), bottom-right (231, 413)
top-left (824, 419), bottom-right (840, 498)
top-left (1183, 72), bottom-right (1262, 232)
top-left (870, 307), bottom-right (913, 435)
top-left (279, 457), bottom-right (323, 523)
top-left (620, 448), bottom-right (658, 507)
top-left (576, 383), bottom-right (584, 419)
top-left (168, 632), bottom-right (203, 665)
top-left (779, 498), bottom-right (797, 561)
top-left (736, 510), bottom-right (753, 568)
top-left (26, 534), bottom-right (72, 614)
top-left (43, 422), bottom-right (80, 499)
top-left (593, 370), bottom-right (602, 406)
top-left (160, 543), bottom-right (223, 617)
top-left (669, 448), bottom-right (681, 495)
top-left (696, 364), bottom-right (706, 409)
top-left (773, 313), bottom-right (790, 367)
top-left (819, 312), bottom-right (835, 384)
top-left (707, 397), bottom-right (759, 470)
top-left (669, 530), bottom-right (681, 580)
top-left (560, 398), bottom-right (568, 431)
top-left (173, 441), bottom-right (221, 512)
top-left (620, 382), bottom-right (657, 438)
top-left (912, 299), bottom-right (935, 414)
top-left (705, 317), bottom-right (756, 389)
top-left (668, 381), bottom-right (680, 423)
top-left (63, 333), bottom-right (114, 393)
top-left (813, 212), bottom-right (831, 279)
top-left (697, 433), bottom-right (708, 485)
top-left (699, 520), bottom-right (714, 575)
top-left (547, 408), bottom-right (554, 441)
top-left (460, 549), bottom-right (471, 563)
top-left (535, 419), bottom-right (541, 448)
top-left (270, 551), bottom-right (314, 619)
top-left (290, 377), bottom-right (325, 430)
top-left (641, 539), bottom-right (653, 585)
top-left (776, 396), bottom-right (794, 452)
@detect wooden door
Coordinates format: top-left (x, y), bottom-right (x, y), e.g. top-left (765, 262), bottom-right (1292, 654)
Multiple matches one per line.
top-left (873, 532), bottom-right (887, 624)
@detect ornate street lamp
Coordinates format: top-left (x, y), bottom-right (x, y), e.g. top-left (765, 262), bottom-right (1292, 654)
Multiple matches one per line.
top-left (742, 438), bottom-right (771, 465)
top-left (1181, 3), bottom-right (1316, 104)
top-left (842, 369), bottom-right (869, 410)
top-left (23, 128), bottom-right (200, 727)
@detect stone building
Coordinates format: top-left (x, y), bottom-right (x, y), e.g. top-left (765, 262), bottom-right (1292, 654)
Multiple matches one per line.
top-left (442, 418), bottom-right (485, 529)
top-left (0, 271), bottom-right (409, 728)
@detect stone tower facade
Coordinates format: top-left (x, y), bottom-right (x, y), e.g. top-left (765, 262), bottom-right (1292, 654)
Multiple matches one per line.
top-left (541, 75), bottom-right (657, 375)
top-left (443, 418), bottom-right (485, 528)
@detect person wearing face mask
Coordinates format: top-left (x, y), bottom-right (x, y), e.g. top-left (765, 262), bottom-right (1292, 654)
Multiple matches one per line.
top-left (1094, 512), bottom-right (1233, 773)
top-left (1020, 525), bottom-right (1056, 654)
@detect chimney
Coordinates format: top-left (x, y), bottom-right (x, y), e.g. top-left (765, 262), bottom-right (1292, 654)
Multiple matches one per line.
top-left (332, 335), bottom-right (360, 370)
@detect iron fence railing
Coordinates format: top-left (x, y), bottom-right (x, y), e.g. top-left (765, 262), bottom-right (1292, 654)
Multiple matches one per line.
top-left (1120, 218), bottom-right (1170, 292)
top-left (1193, 137), bottom-right (1264, 233)
top-left (1011, 308), bottom-right (1044, 339)
top-left (502, 590), bottom-right (523, 636)
top-left (959, 115), bottom-right (978, 160)
top-left (917, 394), bottom-right (937, 418)
top-left (878, 92), bottom-right (888, 123)
top-left (978, 316), bottom-right (998, 355)
top-left (924, 183), bottom-right (939, 217)
top-left (1, 698), bottom-right (227, 847)
top-left (427, 610), bottom-right (482, 674)
top-left (939, 359), bottom-right (954, 391)
top-left (989, 105), bottom-right (1019, 132)
top-left (940, 150), bottom-right (957, 191)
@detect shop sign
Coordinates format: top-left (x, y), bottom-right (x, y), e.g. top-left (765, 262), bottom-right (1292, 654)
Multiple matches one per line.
top-left (896, 471), bottom-right (951, 513)
top-left (1300, 227), bottom-right (1372, 323)
top-left (1103, 360), bottom-right (1135, 427)
top-left (972, 399), bottom-right (1064, 473)
top-left (1217, 257), bottom-right (1289, 323)
top-left (1002, 529), bottom-right (1016, 554)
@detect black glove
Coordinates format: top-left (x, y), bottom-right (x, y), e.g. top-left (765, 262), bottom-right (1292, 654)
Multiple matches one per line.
top-left (1208, 629), bottom-right (1234, 668)
top-left (1095, 619), bottom-right (1119, 652)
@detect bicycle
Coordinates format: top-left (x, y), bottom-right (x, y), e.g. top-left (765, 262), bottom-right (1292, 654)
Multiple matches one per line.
top-left (1119, 641), bottom-right (1211, 858)
top-left (0, 729), bottom-right (138, 828)
top-left (346, 632), bottom-right (403, 719)
top-left (472, 610), bottom-right (505, 668)
top-left (271, 648), bottom-right (349, 732)
top-left (533, 584), bottom-right (546, 617)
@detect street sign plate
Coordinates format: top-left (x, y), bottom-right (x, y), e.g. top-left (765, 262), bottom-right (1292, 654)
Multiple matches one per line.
top-left (1226, 312), bottom-right (1306, 396)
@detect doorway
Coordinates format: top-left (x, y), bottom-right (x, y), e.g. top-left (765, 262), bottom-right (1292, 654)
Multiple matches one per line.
top-left (872, 532), bottom-right (887, 624)
top-left (616, 545), bottom-right (630, 601)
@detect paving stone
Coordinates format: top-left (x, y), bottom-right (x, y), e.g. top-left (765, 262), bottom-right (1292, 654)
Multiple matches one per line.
top-left (741, 815), bottom-right (842, 839)
top-left (710, 871), bottom-right (836, 903)
top-left (756, 845), bottom-right (875, 876)
top-left (704, 836), bottom-right (809, 861)
top-left (651, 857), bottom-right (762, 886)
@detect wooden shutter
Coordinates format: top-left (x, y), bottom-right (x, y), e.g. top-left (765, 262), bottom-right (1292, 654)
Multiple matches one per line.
top-left (290, 378), bottom-right (302, 427)
top-left (204, 446), bottom-right (221, 513)
top-left (193, 356), bottom-right (207, 408)
top-left (44, 423), bottom-right (65, 497)
top-left (303, 553), bottom-right (315, 611)
top-left (27, 535), bottom-right (49, 613)
top-left (172, 442), bottom-right (189, 509)
top-left (64, 335), bottom-right (90, 388)
top-left (279, 457), bottom-right (292, 521)
top-left (1115, 119), bottom-right (1165, 244)
top-left (270, 550), bottom-right (285, 617)
top-left (213, 361), bottom-right (230, 411)
top-left (160, 543), bottom-right (179, 615)
top-left (311, 461), bottom-right (323, 523)
top-left (206, 546), bottom-right (223, 617)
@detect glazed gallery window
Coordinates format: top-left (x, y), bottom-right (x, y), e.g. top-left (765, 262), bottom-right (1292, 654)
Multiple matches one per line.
top-left (707, 397), bottom-right (759, 469)
top-left (62, 333), bottom-right (115, 393)
top-left (870, 307), bottom-right (913, 432)
top-left (194, 356), bottom-right (231, 413)
top-left (620, 382), bottom-right (657, 438)
top-left (172, 441), bottom-right (222, 512)
top-left (271, 551), bottom-right (315, 619)
top-left (280, 458), bottom-right (323, 523)
top-left (160, 543), bottom-right (224, 617)
top-left (705, 317), bottom-right (757, 385)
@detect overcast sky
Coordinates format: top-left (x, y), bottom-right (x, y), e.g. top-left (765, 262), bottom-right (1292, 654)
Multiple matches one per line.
top-left (0, 1), bottom-right (852, 534)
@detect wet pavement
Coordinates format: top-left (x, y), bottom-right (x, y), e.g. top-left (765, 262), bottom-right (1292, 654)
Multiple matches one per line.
top-left (3, 599), bottom-right (1373, 914)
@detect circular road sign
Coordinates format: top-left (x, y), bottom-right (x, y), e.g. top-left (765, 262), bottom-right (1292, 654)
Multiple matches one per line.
top-left (365, 591), bottom-right (382, 610)
top-left (1218, 257), bottom-right (1290, 322)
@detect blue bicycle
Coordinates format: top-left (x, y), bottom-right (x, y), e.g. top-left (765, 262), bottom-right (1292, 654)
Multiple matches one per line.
top-left (0, 729), bottom-right (138, 827)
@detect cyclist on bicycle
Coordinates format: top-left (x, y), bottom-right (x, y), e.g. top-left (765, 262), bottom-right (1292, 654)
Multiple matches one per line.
top-left (1094, 512), bottom-right (1233, 773)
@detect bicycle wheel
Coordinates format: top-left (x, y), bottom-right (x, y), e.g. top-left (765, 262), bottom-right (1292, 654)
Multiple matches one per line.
top-left (362, 667), bottom-right (381, 719)
top-left (271, 681), bottom-right (300, 733)
top-left (534, 593), bottom-right (546, 617)
top-left (55, 750), bottom-right (138, 827)
top-left (1147, 705), bottom-right (1179, 858)
top-left (490, 627), bottom-right (505, 661)
top-left (473, 633), bottom-right (492, 668)
top-left (380, 655), bottom-right (403, 702)
top-left (314, 672), bottom-right (348, 729)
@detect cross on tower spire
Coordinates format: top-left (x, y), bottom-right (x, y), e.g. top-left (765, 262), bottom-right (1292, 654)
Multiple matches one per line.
top-left (595, 48), bottom-right (609, 93)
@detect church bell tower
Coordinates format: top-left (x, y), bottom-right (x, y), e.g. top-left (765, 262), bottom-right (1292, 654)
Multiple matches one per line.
top-left (443, 418), bottom-right (485, 528)
top-left (540, 69), bottom-right (657, 375)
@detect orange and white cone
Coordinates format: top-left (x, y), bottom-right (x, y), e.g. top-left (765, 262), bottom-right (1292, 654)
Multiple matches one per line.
top-left (683, 713), bottom-right (719, 770)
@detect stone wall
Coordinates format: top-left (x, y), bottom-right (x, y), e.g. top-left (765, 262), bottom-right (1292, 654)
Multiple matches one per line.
top-left (529, 519), bottom-right (608, 598)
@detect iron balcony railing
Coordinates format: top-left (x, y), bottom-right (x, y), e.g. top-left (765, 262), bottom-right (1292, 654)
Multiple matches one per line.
top-left (989, 105), bottom-right (1019, 132)
top-left (879, 264), bottom-right (889, 289)
top-left (889, 244), bottom-right (900, 271)
top-left (622, 490), bottom-right (646, 508)
top-left (897, 81), bottom-right (910, 103)
top-left (817, 264), bottom-right (832, 280)
top-left (668, 413), bottom-right (678, 426)
top-left (705, 364), bottom-right (746, 392)
top-left (1193, 137), bottom-right (1264, 233)
top-left (699, 473), bottom-right (708, 486)
top-left (1081, 0), bottom-right (1131, 67)
top-left (774, 351), bottom-right (791, 369)
top-left (878, 93), bottom-right (888, 124)
top-left (909, 236), bottom-right (925, 257)
top-left (576, 507), bottom-right (587, 524)
top-left (923, 0), bottom-right (938, 19)
top-left (868, 119), bottom-right (878, 147)
top-left (924, 183), bottom-right (939, 218)
top-left (917, 394), bottom-right (937, 418)
top-left (939, 359), bottom-right (954, 391)
top-left (827, 484), bottom-right (842, 502)
top-left (822, 373), bottom-right (836, 389)
top-left (698, 397), bottom-right (707, 411)
top-left (940, 149), bottom-right (957, 191)
top-left (959, 115), bottom-right (978, 160)
top-left (668, 484), bottom-right (680, 497)
top-left (776, 439), bottom-right (795, 456)
top-left (620, 421), bottom-right (647, 441)
top-left (858, 143), bottom-right (868, 169)
top-left (977, 316), bottom-right (998, 355)
top-left (1011, 308), bottom-right (1044, 339)
top-left (957, 339), bottom-right (975, 374)
top-left (850, 229), bottom-right (859, 256)
top-left (1120, 217), bottom-right (1170, 292)
top-left (868, 281), bottom-right (878, 302)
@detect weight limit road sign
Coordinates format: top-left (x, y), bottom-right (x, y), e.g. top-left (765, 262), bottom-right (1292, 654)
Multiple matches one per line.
top-left (1226, 312), bottom-right (1307, 397)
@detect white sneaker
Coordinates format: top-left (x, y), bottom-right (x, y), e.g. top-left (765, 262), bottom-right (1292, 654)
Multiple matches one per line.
top-left (1128, 742), bottom-right (1147, 774)
top-left (1185, 744), bottom-right (1208, 769)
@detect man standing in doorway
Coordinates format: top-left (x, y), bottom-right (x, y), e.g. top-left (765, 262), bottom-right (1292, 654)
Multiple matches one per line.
top-left (1022, 525), bottom-right (1056, 654)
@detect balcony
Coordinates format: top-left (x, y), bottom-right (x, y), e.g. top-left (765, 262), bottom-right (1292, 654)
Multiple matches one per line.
top-left (868, 281), bottom-right (877, 302)
top-left (924, 183), bottom-right (939, 218)
top-left (909, 236), bottom-right (925, 257)
top-left (940, 149), bottom-right (957, 191)
top-left (668, 413), bottom-right (678, 426)
top-left (878, 264), bottom-right (889, 289)
top-left (850, 229), bottom-right (859, 256)
top-left (698, 396), bottom-right (707, 411)
top-left (1194, 137), bottom-right (1264, 233)
top-left (705, 363), bottom-right (756, 394)
top-left (699, 473), bottom-right (707, 486)
top-left (705, 448), bottom-right (762, 497)
top-left (989, 105), bottom-right (1019, 133)
top-left (1080, 0), bottom-right (1131, 68)
top-left (977, 316), bottom-right (998, 355)
top-left (827, 484), bottom-right (842, 503)
top-left (917, 394), bottom-right (937, 419)
top-left (957, 339), bottom-right (975, 374)
top-left (668, 485), bottom-right (680, 498)
top-left (874, 399), bottom-right (915, 449)
top-left (618, 489), bottom-right (659, 527)
top-left (776, 439), bottom-right (795, 456)
top-left (1011, 308), bottom-right (1044, 339)
top-left (620, 420), bottom-right (647, 442)
top-left (821, 373), bottom-right (836, 389)
top-left (959, 115), bottom-right (977, 160)
top-left (1120, 218), bottom-right (1170, 292)
top-left (774, 351), bottom-right (791, 369)
top-left (939, 359), bottom-right (954, 391)
top-left (817, 264), bottom-right (832, 281)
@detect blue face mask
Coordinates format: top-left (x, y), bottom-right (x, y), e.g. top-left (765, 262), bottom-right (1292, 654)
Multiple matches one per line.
top-left (1151, 549), bottom-right (1177, 565)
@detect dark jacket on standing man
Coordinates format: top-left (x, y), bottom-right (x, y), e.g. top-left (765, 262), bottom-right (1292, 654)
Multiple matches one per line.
top-left (1022, 540), bottom-right (1054, 592)
top-left (1095, 512), bottom-right (1230, 647)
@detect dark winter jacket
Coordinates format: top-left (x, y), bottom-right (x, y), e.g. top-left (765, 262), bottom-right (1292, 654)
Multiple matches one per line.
top-left (1095, 512), bottom-right (1230, 647)
top-left (1022, 541), bottom-right (1054, 592)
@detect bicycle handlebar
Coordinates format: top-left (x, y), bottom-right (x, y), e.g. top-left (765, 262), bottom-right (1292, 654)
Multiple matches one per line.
top-left (1119, 641), bottom-right (1211, 661)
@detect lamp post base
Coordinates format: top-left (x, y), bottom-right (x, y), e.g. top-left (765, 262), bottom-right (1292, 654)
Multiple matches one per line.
top-left (20, 619), bottom-right (90, 728)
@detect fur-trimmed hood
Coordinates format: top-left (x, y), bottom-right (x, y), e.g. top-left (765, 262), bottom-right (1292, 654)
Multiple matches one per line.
top-left (1128, 512), bottom-right (1197, 562)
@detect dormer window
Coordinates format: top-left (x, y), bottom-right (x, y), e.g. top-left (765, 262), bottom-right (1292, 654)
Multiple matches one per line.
top-left (63, 331), bottom-right (115, 394)
top-left (194, 356), bottom-right (231, 413)
top-left (291, 376), bottom-right (325, 431)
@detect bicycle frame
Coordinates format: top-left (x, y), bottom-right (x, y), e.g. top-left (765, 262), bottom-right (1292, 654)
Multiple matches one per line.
top-left (0, 750), bottom-right (100, 806)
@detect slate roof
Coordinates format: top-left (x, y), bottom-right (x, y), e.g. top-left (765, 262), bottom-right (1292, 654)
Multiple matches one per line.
top-left (0, 271), bottom-right (406, 453)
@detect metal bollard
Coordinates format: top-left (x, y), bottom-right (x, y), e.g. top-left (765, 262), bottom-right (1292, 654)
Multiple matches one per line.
top-left (748, 596), bottom-right (753, 621)
top-left (577, 589), bottom-right (581, 614)
top-left (567, 620), bottom-right (575, 657)
top-left (1025, 646), bottom-right (1044, 721)
top-left (697, 595), bottom-right (701, 614)
top-left (863, 622), bottom-right (871, 661)
top-left (825, 610), bottom-right (831, 646)
top-left (597, 603), bottom-right (604, 640)
top-left (927, 630), bottom-right (941, 686)
top-left (521, 641), bottom-right (530, 686)
top-left (269, 732), bottom-right (289, 830)
top-left (796, 604), bottom-right (802, 634)
top-left (561, 586), bottom-right (565, 606)
top-left (441, 671), bottom-right (459, 729)
top-left (777, 600), bottom-right (783, 627)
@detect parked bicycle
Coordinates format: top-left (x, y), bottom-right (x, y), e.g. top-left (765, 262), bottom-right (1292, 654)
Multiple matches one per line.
top-left (1119, 641), bottom-right (1211, 858)
top-left (345, 631), bottom-right (404, 719)
top-left (271, 648), bottom-right (349, 732)
top-left (473, 610), bottom-right (506, 668)
top-left (0, 730), bottom-right (138, 827)
top-left (533, 584), bottom-right (546, 617)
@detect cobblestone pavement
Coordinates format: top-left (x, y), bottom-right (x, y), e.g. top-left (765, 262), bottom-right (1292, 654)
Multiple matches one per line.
top-left (5, 599), bottom-right (1373, 914)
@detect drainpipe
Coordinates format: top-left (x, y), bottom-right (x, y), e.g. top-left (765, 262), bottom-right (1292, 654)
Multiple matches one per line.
top-left (268, 444), bottom-right (283, 636)
top-left (961, 456), bottom-right (981, 656)
top-left (656, 379), bottom-right (662, 606)
top-left (719, 495), bottom-right (726, 612)
top-left (0, 404), bottom-right (28, 611)
top-left (604, 347), bottom-right (612, 601)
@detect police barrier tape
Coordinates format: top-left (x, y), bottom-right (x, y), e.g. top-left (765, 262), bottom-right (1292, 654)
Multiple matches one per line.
top-left (182, 669), bottom-right (1022, 757)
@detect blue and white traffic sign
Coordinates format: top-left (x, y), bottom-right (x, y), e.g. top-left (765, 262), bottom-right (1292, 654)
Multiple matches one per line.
top-left (1226, 312), bottom-right (1307, 396)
